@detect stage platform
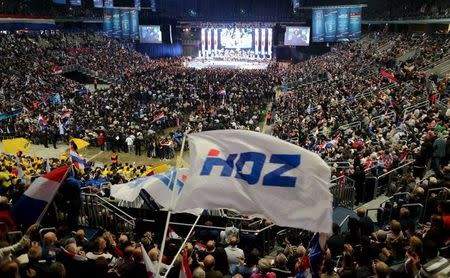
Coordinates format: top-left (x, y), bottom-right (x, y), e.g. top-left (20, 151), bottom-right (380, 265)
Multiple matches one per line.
top-left (185, 58), bottom-right (269, 70)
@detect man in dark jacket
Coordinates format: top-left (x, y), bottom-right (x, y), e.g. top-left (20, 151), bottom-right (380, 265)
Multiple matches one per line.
top-left (432, 133), bottom-right (446, 172)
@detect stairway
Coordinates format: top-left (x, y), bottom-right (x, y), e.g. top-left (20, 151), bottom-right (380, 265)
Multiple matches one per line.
top-left (397, 48), bottom-right (418, 63)
top-left (426, 58), bottom-right (450, 77)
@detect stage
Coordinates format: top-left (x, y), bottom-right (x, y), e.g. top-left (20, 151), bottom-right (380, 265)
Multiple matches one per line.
top-left (185, 58), bottom-right (270, 70)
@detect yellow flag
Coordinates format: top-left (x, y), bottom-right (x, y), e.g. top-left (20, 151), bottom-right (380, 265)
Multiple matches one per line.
top-left (71, 138), bottom-right (90, 150)
top-left (2, 138), bottom-right (31, 154)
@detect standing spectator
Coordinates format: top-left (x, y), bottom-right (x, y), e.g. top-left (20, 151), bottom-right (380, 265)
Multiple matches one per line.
top-left (125, 135), bottom-right (134, 154)
top-left (225, 236), bottom-right (245, 274)
top-left (356, 208), bottom-right (374, 237)
top-left (432, 133), bottom-right (446, 172)
top-left (97, 133), bottom-right (106, 151)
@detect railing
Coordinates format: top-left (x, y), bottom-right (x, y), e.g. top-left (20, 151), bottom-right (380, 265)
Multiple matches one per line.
top-left (339, 121), bottom-right (362, 131)
top-left (364, 160), bottom-right (414, 201)
top-left (329, 176), bottom-right (356, 209)
top-left (403, 100), bottom-right (430, 115)
top-left (371, 111), bottom-right (397, 125)
top-left (422, 187), bottom-right (449, 222)
top-left (435, 98), bottom-right (448, 114)
top-left (55, 193), bottom-right (137, 239)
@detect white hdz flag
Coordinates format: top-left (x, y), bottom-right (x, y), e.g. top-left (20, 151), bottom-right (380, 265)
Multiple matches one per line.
top-left (111, 168), bottom-right (202, 215)
top-left (176, 130), bottom-right (332, 233)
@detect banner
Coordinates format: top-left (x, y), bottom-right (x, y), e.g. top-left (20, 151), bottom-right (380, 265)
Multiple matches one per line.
top-left (134, 0), bottom-right (141, 10)
top-left (176, 130), bottom-right (332, 233)
top-left (324, 9), bottom-right (337, 42)
top-left (93, 0), bottom-right (103, 8)
top-left (336, 8), bottom-right (349, 41)
top-left (52, 0), bottom-right (66, 4)
top-left (104, 0), bottom-right (113, 8)
top-left (213, 28), bottom-right (218, 53)
top-left (381, 69), bottom-right (398, 83)
top-left (207, 28), bottom-right (212, 55)
top-left (349, 7), bottom-right (362, 40)
top-left (112, 9), bottom-right (121, 38)
top-left (120, 10), bottom-right (130, 39)
top-left (103, 8), bottom-right (113, 37)
top-left (0, 108), bottom-right (22, 122)
top-left (201, 28), bottom-right (206, 57)
top-left (130, 10), bottom-right (139, 40)
top-left (261, 28), bottom-right (266, 56)
top-left (312, 9), bottom-right (325, 42)
top-left (254, 28), bottom-right (259, 55)
top-left (267, 28), bottom-right (272, 56)
top-left (70, 0), bottom-right (81, 6)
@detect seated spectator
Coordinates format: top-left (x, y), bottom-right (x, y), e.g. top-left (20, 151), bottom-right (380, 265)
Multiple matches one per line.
top-left (356, 208), bottom-right (374, 236)
top-left (42, 232), bottom-right (62, 262)
top-left (251, 259), bottom-right (276, 278)
top-left (204, 255), bottom-right (224, 278)
top-left (231, 248), bottom-right (259, 278)
top-left (86, 236), bottom-right (114, 263)
top-left (271, 253), bottom-right (290, 278)
top-left (0, 224), bottom-right (36, 262)
top-left (0, 196), bottom-right (16, 232)
top-left (416, 239), bottom-right (450, 277)
top-left (372, 261), bottom-right (389, 278)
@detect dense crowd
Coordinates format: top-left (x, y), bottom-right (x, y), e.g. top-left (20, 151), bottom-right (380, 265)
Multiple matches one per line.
top-left (0, 27), bottom-right (449, 278)
top-left (272, 33), bottom-right (450, 183)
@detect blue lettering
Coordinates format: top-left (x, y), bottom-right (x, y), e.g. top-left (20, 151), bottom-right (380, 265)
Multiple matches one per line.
top-left (234, 152), bottom-right (266, 185)
top-left (200, 154), bottom-right (238, 177)
top-left (262, 154), bottom-right (301, 187)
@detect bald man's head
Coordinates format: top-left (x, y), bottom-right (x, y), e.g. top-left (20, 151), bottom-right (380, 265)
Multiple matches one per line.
top-left (206, 240), bottom-right (215, 251)
top-left (203, 255), bottom-right (215, 270)
top-left (44, 232), bottom-right (57, 245)
top-left (133, 246), bottom-right (143, 262)
top-left (149, 248), bottom-right (159, 261)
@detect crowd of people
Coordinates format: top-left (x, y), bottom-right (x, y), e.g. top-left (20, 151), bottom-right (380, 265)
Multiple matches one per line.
top-left (0, 26), bottom-right (449, 278)
top-left (272, 33), bottom-right (450, 183)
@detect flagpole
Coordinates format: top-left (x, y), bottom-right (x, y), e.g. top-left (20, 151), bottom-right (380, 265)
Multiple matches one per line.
top-left (157, 134), bottom-right (187, 275)
top-left (162, 213), bottom-right (202, 278)
top-left (35, 166), bottom-right (71, 225)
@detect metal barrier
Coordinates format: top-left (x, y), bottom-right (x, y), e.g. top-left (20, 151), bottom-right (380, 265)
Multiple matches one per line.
top-left (371, 111), bottom-right (396, 125)
top-left (330, 176), bottom-right (356, 209)
top-left (403, 100), bottom-right (430, 115)
top-left (339, 121), bottom-right (362, 131)
top-left (422, 187), bottom-right (449, 222)
top-left (363, 160), bottom-right (415, 200)
top-left (55, 193), bottom-right (138, 239)
top-left (435, 98), bottom-right (448, 115)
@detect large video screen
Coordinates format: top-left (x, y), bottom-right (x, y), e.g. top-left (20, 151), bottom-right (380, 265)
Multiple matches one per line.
top-left (312, 6), bottom-right (361, 42)
top-left (220, 28), bottom-right (252, 49)
top-left (284, 26), bottom-right (310, 46)
top-left (139, 25), bottom-right (162, 43)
